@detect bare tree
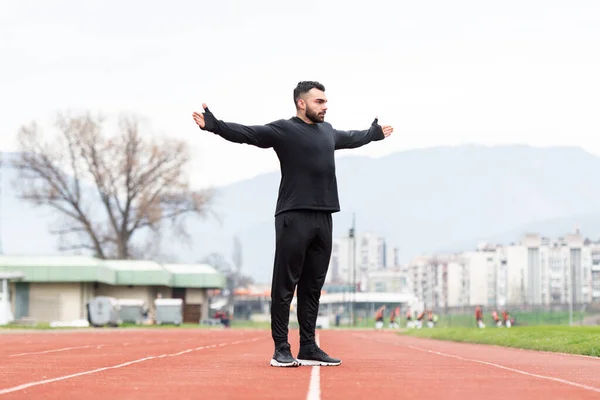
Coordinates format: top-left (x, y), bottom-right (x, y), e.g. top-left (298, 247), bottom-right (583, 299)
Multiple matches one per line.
top-left (13, 111), bottom-right (213, 259)
top-left (202, 252), bottom-right (232, 274)
top-left (201, 250), bottom-right (254, 314)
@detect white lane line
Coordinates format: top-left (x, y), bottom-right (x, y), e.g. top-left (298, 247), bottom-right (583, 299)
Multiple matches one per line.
top-left (306, 334), bottom-right (321, 400)
top-left (8, 338), bottom-right (213, 358)
top-left (406, 345), bottom-right (600, 394)
top-left (352, 334), bottom-right (600, 395)
top-left (0, 337), bottom-right (262, 396)
top-left (306, 365), bottom-right (321, 400)
top-left (9, 345), bottom-right (104, 357)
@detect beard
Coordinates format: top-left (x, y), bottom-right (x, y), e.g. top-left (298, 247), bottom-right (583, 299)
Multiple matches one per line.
top-left (306, 107), bottom-right (325, 123)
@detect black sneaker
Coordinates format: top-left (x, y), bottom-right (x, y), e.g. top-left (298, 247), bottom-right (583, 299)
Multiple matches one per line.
top-left (270, 343), bottom-right (299, 367)
top-left (297, 344), bottom-right (342, 366)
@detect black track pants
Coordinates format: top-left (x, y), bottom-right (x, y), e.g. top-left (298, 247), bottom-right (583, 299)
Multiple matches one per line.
top-left (270, 210), bottom-right (333, 347)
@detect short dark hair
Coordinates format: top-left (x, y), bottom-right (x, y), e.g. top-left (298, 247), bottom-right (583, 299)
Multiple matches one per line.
top-left (293, 81), bottom-right (325, 108)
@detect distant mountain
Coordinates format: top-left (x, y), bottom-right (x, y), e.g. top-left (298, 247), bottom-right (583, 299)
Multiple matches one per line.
top-left (3, 145), bottom-right (600, 283)
top-left (441, 213), bottom-right (600, 253)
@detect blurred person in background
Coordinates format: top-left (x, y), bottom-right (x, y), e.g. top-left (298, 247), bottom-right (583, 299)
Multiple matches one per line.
top-left (375, 305), bottom-right (386, 330)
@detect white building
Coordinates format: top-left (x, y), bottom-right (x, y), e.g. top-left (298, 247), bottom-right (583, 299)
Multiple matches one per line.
top-left (405, 255), bottom-right (440, 308)
top-left (429, 255), bottom-right (467, 309)
top-left (520, 233), bottom-right (592, 306)
top-left (365, 267), bottom-right (408, 293)
top-left (327, 231), bottom-right (399, 290)
top-left (385, 245), bottom-right (400, 270)
top-left (591, 244), bottom-right (600, 302)
top-left (502, 245), bottom-right (528, 304)
top-left (0, 256), bottom-right (225, 324)
top-left (441, 258), bottom-right (466, 307)
top-left (410, 231), bottom-right (600, 309)
top-left (464, 251), bottom-right (487, 306)
top-left (419, 245), bottom-right (506, 309)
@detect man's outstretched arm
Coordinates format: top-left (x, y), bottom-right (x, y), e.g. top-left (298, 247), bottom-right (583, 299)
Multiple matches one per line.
top-left (192, 104), bottom-right (279, 149)
top-left (334, 118), bottom-right (393, 150)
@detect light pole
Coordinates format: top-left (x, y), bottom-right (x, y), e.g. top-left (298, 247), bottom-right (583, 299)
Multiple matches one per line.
top-left (568, 250), bottom-right (574, 326)
top-left (348, 213), bottom-right (356, 326)
top-left (568, 262), bottom-right (572, 326)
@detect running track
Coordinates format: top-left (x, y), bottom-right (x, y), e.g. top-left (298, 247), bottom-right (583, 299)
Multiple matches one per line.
top-left (1, 328), bottom-right (599, 399)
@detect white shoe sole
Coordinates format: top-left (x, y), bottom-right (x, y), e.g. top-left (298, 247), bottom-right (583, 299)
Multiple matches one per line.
top-left (270, 358), bottom-right (300, 367)
top-left (297, 359), bottom-right (342, 366)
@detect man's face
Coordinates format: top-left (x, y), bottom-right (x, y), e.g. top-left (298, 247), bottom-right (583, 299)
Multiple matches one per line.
top-left (302, 88), bottom-right (328, 123)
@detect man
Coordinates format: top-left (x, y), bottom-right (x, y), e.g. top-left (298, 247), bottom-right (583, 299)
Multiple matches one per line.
top-left (405, 307), bottom-right (414, 329)
top-left (492, 309), bottom-right (501, 327)
top-left (416, 309), bottom-right (425, 329)
top-left (389, 306), bottom-right (400, 329)
top-left (374, 305), bottom-right (386, 330)
top-left (192, 81), bottom-right (393, 367)
top-left (426, 310), bottom-right (435, 328)
top-left (475, 305), bottom-right (485, 328)
top-left (502, 309), bottom-right (512, 328)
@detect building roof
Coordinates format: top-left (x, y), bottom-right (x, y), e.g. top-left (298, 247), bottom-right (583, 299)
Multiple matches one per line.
top-left (162, 264), bottom-right (223, 288)
top-left (103, 259), bottom-right (170, 286)
top-left (0, 255), bottom-right (114, 284)
top-left (0, 256), bottom-right (225, 289)
top-left (103, 260), bottom-right (164, 271)
top-left (0, 271), bottom-right (25, 280)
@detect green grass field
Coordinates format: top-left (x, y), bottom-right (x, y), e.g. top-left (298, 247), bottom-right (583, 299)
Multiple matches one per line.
top-left (400, 325), bottom-right (600, 357)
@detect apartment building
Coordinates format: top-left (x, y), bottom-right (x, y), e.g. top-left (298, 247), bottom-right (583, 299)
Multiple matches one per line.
top-left (502, 245), bottom-right (527, 304)
top-left (521, 233), bottom-right (592, 305)
top-left (405, 255), bottom-right (440, 309)
top-left (428, 247), bottom-right (504, 309)
top-left (330, 229), bottom-right (599, 307)
top-left (591, 244), bottom-right (600, 302)
top-left (462, 246), bottom-right (505, 306)
top-left (327, 231), bottom-right (398, 289)
top-left (365, 267), bottom-right (407, 293)
top-left (405, 231), bottom-right (598, 308)
top-left (430, 255), bottom-right (467, 309)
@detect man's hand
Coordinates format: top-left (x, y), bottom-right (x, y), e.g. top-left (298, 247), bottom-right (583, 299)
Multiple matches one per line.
top-left (381, 125), bottom-right (393, 138)
top-left (192, 103), bottom-right (208, 129)
top-left (374, 117), bottom-right (393, 138)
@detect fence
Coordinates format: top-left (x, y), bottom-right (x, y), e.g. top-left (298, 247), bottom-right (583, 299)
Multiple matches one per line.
top-left (231, 297), bottom-right (600, 328)
top-left (434, 303), bottom-right (593, 328)
top-left (327, 302), bottom-right (597, 329)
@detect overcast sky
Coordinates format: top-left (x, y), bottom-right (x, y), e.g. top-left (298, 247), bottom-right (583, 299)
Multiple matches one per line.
top-left (1, 0), bottom-right (599, 189)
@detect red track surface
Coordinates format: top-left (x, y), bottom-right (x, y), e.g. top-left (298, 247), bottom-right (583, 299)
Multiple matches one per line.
top-left (1, 328), bottom-right (599, 399)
